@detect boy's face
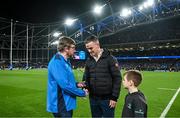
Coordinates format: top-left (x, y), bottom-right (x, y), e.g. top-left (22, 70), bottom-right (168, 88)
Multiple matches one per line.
top-left (122, 74), bottom-right (132, 89)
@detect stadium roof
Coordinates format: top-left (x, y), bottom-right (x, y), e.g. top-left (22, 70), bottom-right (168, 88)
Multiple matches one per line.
top-left (0, 0), bottom-right (141, 23)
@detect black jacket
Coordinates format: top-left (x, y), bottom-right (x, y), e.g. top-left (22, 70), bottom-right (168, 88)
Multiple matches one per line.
top-left (122, 91), bottom-right (148, 117)
top-left (83, 49), bottom-right (122, 101)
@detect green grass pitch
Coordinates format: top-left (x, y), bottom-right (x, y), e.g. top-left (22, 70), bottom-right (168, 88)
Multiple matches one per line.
top-left (0, 69), bottom-right (179, 117)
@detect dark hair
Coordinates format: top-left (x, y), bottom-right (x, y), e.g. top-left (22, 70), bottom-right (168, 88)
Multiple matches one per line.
top-left (57, 36), bottom-right (76, 52)
top-left (123, 70), bottom-right (142, 87)
top-left (84, 35), bottom-right (99, 44)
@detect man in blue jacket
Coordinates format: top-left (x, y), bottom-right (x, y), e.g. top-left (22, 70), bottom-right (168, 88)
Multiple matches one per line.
top-left (47, 36), bottom-right (88, 117)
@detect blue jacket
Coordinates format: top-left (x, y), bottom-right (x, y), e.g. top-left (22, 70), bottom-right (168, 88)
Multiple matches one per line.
top-left (47, 53), bottom-right (86, 113)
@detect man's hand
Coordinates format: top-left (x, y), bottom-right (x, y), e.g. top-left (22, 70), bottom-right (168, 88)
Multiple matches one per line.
top-left (109, 100), bottom-right (117, 108)
top-left (77, 82), bottom-right (86, 88)
top-left (83, 88), bottom-right (89, 96)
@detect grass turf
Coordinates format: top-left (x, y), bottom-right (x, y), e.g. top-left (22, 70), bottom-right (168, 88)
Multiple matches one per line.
top-left (0, 69), bottom-right (179, 117)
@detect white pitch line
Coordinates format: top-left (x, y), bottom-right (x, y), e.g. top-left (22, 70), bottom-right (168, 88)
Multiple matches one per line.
top-left (160, 87), bottom-right (180, 118)
top-left (158, 88), bottom-right (177, 91)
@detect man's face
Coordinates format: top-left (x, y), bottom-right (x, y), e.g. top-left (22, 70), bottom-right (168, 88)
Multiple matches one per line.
top-left (67, 44), bottom-right (76, 57)
top-left (85, 41), bottom-right (100, 57)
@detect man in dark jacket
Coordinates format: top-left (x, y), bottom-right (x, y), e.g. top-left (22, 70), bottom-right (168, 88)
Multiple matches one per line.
top-left (83, 35), bottom-right (122, 117)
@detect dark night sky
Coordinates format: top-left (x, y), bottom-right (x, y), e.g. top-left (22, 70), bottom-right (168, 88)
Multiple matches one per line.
top-left (0, 0), bottom-right (141, 23)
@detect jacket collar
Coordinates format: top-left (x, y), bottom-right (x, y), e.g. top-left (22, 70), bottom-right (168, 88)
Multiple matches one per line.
top-left (89, 49), bottom-right (110, 60)
top-left (55, 52), bottom-right (70, 65)
top-left (101, 49), bottom-right (110, 58)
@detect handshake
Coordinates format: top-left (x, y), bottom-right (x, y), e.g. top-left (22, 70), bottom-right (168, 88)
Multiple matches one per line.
top-left (77, 81), bottom-right (89, 96)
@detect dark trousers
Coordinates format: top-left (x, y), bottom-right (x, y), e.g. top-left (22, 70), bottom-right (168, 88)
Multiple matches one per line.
top-left (53, 110), bottom-right (73, 118)
top-left (90, 97), bottom-right (115, 118)
top-left (53, 101), bottom-right (73, 118)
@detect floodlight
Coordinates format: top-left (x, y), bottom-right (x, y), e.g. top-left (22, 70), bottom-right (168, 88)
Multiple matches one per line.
top-left (139, 5), bottom-right (144, 11)
top-left (146, 0), bottom-right (154, 7)
top-left (51, 40), bottom-right (59, 45)
top-left (93, 4), bottom-right (106, 15)
top-left (65, 18), bottom-right (78, 26)
top-left (143, 0), bottom-right (154, 9)
top-left (53, 32), bottom-right (62, 37)
top-left (143, 2), bottom-right (149, 8)
top-left (120, 8), bottom-right (132, 17)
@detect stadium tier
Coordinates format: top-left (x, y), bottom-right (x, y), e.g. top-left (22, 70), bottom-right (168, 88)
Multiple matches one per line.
top-left (0, 0), bottom-right (180, 71)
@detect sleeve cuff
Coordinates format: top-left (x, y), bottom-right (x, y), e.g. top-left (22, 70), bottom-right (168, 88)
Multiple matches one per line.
top-left (76, 82), bottom-right (79, 88)
top-left (111, 96), bottom-right (118, 102)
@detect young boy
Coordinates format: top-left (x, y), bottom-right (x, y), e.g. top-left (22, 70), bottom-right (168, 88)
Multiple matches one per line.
top-left (122, 70), bottom-right (147, 117)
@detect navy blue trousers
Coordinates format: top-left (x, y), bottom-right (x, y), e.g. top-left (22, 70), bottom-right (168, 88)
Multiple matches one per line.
top-left (53, 110), bottom-right (73, 118)
top-left (90, 97), bottom-right (115, 118)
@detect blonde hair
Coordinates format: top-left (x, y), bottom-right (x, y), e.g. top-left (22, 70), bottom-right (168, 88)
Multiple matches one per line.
top-left (57, 36), bottom-right (76, 52)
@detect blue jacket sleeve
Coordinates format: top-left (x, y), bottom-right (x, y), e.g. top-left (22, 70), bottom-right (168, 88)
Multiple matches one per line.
top-left (50, 59), bottom-right (85, 97)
